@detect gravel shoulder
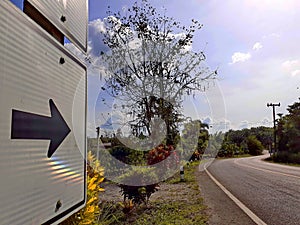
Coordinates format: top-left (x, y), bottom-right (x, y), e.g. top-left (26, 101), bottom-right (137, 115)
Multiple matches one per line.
top-left (196, 164), bottom-right (256, 225)
top-left (99, 162), bottom-right (208, 224)
top-left (99, 161), bottom-right (257, 225)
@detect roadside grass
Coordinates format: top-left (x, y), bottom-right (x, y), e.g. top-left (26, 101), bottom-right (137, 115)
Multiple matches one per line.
top-left (98, 161), bottom-right (208, 225)
top-left (232, 154), bottom-right (253, 158)
top-left (217, 154), bottom-right (253, 159)
top-left (264, 157), bottom-right (300, 167)
top-left (165, 161), bottom-right (199, 184)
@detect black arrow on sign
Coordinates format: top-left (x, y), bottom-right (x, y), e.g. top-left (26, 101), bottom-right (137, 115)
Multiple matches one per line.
top-left (11, 99), bottom-right (71, 158)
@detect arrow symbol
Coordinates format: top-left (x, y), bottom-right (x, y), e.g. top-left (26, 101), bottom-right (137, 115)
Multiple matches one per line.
top-left (11, 99), bottom-right (71, 158)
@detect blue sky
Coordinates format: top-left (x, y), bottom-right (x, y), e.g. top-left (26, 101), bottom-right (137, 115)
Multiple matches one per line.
top-left (84, 0), bottom-right (300, 136)
top-left (9, 0), bottom-right (300, 136)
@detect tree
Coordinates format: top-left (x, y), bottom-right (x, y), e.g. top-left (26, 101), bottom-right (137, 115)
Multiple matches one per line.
top-left (284, 100), bottom-right (300, 153)
top-left (246, 135), bottom-right (263, 156)
top-left (277, 99), bottom-right (300, 153)
top-left (98, 0), bottom-right (216, 145)
top-left (179, 120), bottom-right (209, 161)
top-left (218, 127), bottom-right (271, 157)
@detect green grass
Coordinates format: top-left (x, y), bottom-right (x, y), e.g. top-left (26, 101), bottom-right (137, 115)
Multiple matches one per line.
top-left (97, 161), bottom-right (208, 225)
top-left (132, 161), bottom-right (207, 225)
top-left (264, 157), bottom-right (300, 167)
top-left (217, 154), bottom-right (253, 159)
top-left (133, 200), bottom-right (207, 225)
top-left (232, 154), bottom-right (253, 158)
top-left (165, 161), bottom-right (200, 184)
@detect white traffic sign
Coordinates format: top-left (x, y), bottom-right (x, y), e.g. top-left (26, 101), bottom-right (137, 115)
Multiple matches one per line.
top-left (27, 0), bottom-right (88, 52)
top-left (0, 1), bottom-right (86, 224)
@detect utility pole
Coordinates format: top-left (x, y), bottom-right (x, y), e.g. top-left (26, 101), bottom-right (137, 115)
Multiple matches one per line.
top-left (267, 103), bottom-right (280, 154)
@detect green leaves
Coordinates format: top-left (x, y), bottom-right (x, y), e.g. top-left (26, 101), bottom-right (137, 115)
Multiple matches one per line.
top-left (98, 0), bottom-right (216, 141)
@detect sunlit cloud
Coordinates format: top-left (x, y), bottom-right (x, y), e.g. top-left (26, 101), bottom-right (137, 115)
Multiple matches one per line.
top-left (282, 59), bottom-right (299, 68)
top-left (202, 116), bottom-right (231, 132)
top-left (253, 42), bottom-right (263, 51)
top-left (89, 19), bottom-right (106, 34)
top-left (291, 70), bottom-right (300, 77)
top-left (230, 52), bottom-right (251, 64)
top-left (282, 59), bottom-right (300, 77)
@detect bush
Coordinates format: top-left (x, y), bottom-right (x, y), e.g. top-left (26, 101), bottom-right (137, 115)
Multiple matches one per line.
top-left (218, 142), bottom-right (239, 157)
top-left (272, 152), bottom-right (300, 164)
top-left (147, 144), bottom-right (177, 165)
top-left (116, 144), bottom-right (178, 212)
top-left (61, 151), bottom-right (104, 225)
top-left (247, 135), bottom-right (263, 156)
top-left (119, 184), bottom-right (159, 206)
top-left (117, 167), bottom-right (159, 208)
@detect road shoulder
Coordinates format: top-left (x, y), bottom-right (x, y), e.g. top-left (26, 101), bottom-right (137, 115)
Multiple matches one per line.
top-left (196, 167), bottom-right (256, 225)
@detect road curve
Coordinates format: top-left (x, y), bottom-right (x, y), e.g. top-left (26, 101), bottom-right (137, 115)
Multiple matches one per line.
top-left (206, 154), bottom-right (300, 225)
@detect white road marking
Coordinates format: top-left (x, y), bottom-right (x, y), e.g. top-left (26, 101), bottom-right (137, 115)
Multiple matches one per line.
top-left (203, 164), bottom-right (267, 225)
top-left (234, 158), bottom-right (300, 179)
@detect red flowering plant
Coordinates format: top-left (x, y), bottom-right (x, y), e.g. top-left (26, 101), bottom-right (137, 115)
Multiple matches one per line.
top-left (118, 144), bottom-right (180, 210)
top-left (147, 144), bottom-right (178, 165)
top-left (147, 144), bottom-right (180, 180)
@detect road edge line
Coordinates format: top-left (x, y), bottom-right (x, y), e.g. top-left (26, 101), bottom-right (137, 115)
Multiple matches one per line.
top-left (234, 158), bottom-right (300, 179)
top-left (204, 167), bottom-right (267, 225)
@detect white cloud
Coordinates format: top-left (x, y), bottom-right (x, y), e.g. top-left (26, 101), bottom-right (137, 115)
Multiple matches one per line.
top-left (238, 120), bottom-right (249, 129)
top-left (282, 59), bottom-right (300, 77)
top-left (291, 70), bottom-right (300, 77)
top-left (260, 118), bottom-right (272, 127)
top-left (205, 118), bottom-right (231, 132)
top-left (253, 42), bottom-right (263, 50)
top-left (230, 52), bottom-right (251, 64)
top-left (282, 59), bottom-right (299, 69)
top-left (89, 19), bottom-right (106, 34)
top-left (65, 43), bottom-right (84, 56)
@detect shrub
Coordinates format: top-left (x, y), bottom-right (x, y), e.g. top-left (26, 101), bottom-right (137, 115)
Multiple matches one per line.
top-left (109, 145), bottom-right (148, 166)
top-left (246, 135), bottom-right (263, 155)
top-left (119, 184), bottom-right (159, 206)
top-left (61, 151), bottom-right (104, 225)
top-left (117, 144), bottom-right (179, 212)
top-left (147, 144), bottom-right (177, 165)
top-left (117, 167), bottom-right (159, 208)
top-left (218, 142), bottom-right (239, 157)
top-left (272, 151), bottom-right (300, 164)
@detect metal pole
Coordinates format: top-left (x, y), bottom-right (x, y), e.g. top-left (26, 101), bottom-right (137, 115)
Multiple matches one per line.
top-left (96, 127), bottom-right (100, 160)
top-left (267, 103), bottom-right (280, 154)
top-left (180, 165), bottom-right (184, 182)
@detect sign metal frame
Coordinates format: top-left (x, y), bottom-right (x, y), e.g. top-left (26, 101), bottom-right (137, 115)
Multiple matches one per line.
top-left (26, 0), bottom-right (88, 53)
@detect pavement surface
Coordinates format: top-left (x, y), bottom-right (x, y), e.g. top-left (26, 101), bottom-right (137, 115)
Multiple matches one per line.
top-left (198, 154), bottom-right (300, 225)
top-left (197, 168), bottom-right (256, 225)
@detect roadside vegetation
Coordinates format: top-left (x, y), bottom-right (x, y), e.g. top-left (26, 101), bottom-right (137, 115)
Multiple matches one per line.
top-left (61, 151), bottom-right (105, 225)
top-left (217, 127), bottom-right (272, 157)
top-left (98, 161), bottom-right (208, 225)
top-left (81, 0), bottom-right (216, 221)
top-left (218, 98), bottom-right (300, 165)
top-left (269, 99), bottom-right (300, 164)
top-left (59, 149), bottom-right (208, 224)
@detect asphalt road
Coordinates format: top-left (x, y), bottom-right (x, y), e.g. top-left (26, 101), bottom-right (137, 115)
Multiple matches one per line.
top-left (205, 154), bottom-right (300, 225)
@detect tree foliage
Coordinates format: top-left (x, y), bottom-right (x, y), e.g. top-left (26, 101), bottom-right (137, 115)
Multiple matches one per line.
top-left (219, 127), bottom-right (272, 157)
top-left (246, 135), bottom-right (264, 156)
top-left (274, 98), bottom-right (300, 164)
top-left (99, 0), bottom-right (216, 144)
